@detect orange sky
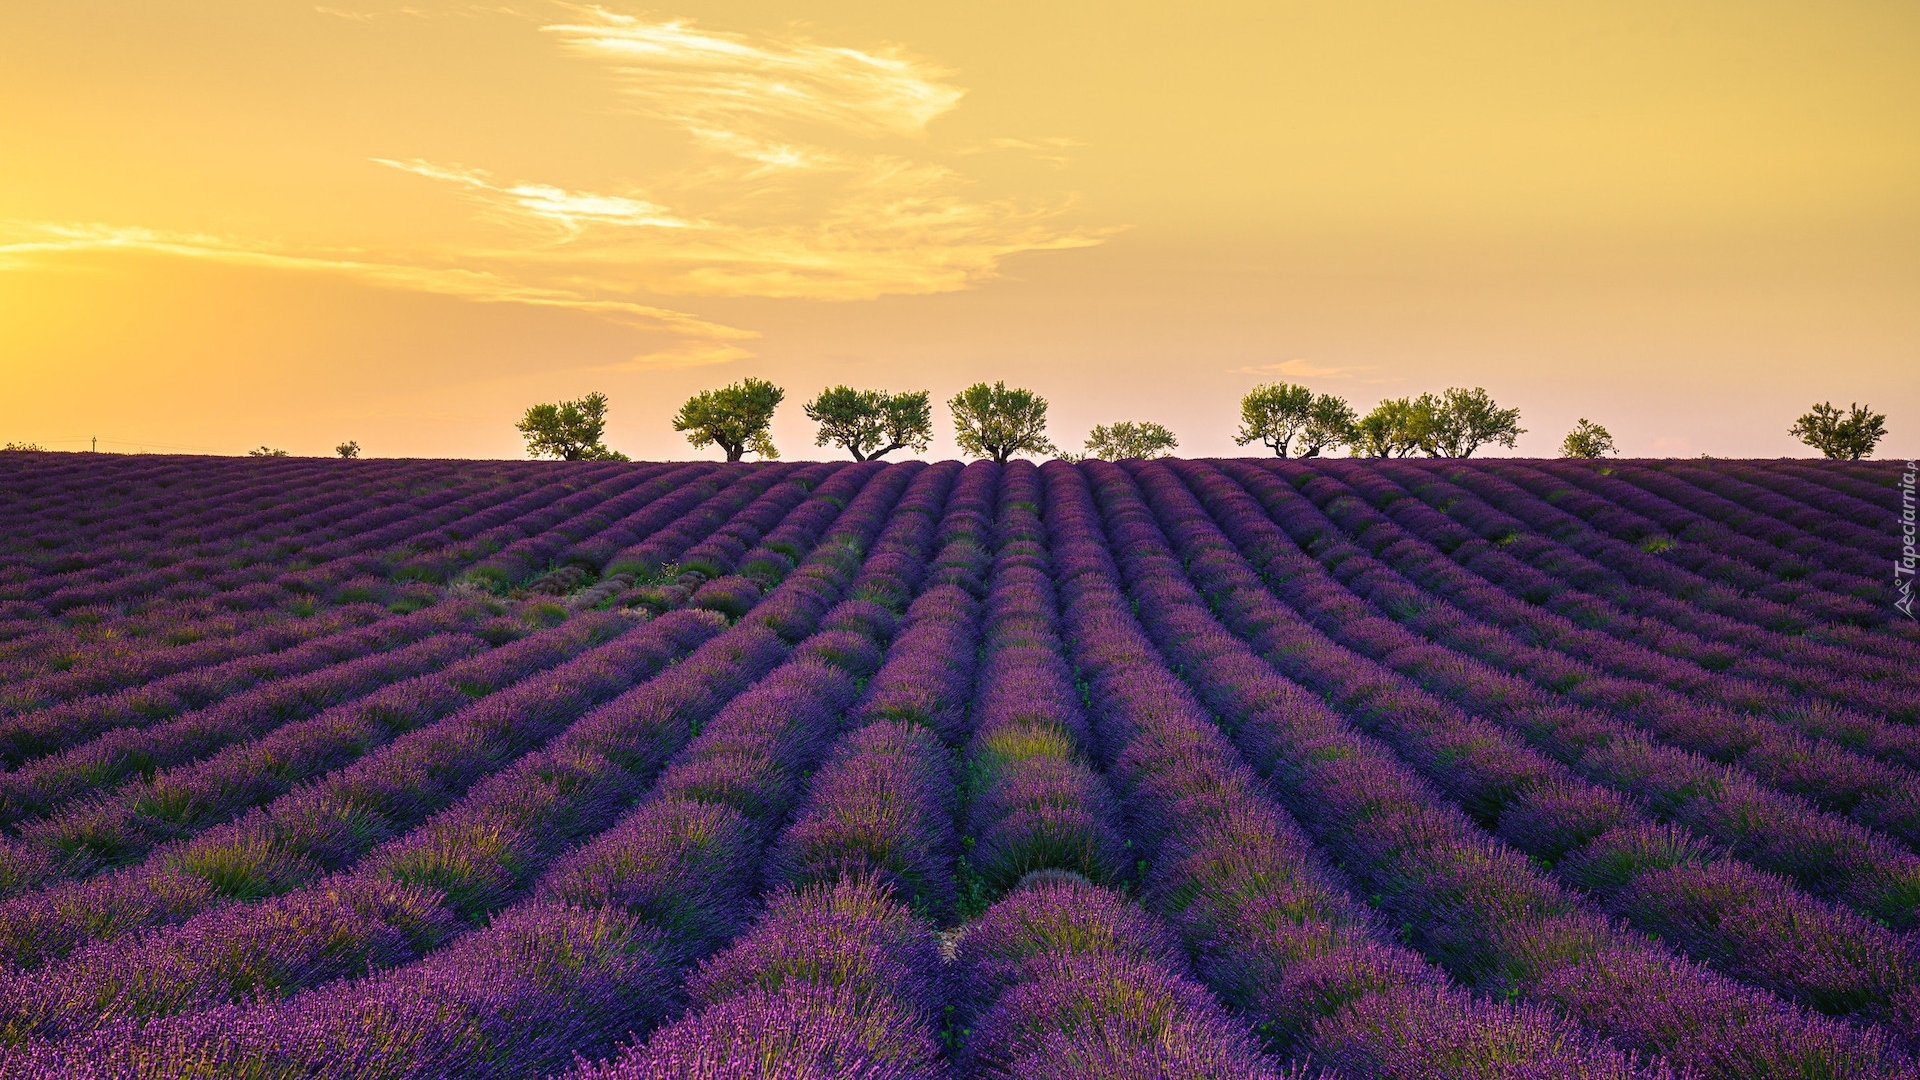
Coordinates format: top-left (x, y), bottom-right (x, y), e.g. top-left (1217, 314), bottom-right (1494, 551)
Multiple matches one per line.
top-left (2, 1), bottom-right (1915, 460)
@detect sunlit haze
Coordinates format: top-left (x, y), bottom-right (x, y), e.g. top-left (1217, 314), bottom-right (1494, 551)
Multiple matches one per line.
top-left (3, 1), bottom-right (1915, 460)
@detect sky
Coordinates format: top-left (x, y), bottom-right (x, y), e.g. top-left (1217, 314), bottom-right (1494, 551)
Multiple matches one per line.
top-left (2, 0), bottom-right (1916, 461)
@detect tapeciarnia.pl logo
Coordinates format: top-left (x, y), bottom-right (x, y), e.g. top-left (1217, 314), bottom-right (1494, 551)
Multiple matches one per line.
top-left (1898, 460), bottom-right (1917, 620)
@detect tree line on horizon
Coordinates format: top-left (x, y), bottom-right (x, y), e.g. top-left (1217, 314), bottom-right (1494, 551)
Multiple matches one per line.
top-left (3, 389), bottom-right (1888, 463)
top-left (507, 381), bottom-right (1891, 464)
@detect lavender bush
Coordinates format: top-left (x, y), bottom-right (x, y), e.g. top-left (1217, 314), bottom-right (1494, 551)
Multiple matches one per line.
top-left (0, 452), bottom-right (1913, 1079)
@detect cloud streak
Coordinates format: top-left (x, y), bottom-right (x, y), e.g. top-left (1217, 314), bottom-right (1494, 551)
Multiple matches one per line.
top-left (0, 220), bottom-right (757, 367)
top-left (380, 152), bottom-right (1109, 300)
top-left (1229, 359), bottom-right (1359, 379)
top-left (372, 9), bottom-right (1111, 300)
top-left (544, 11), bottom-right (963, 142)
top-left (6, 9), bottom-right (1108, 364)
top-left (313, 5), bottom-right (528, 20)
top-left (957, 136), bottom-right (1089, 168)
top-left (373, 159), bottom-right (698, 233)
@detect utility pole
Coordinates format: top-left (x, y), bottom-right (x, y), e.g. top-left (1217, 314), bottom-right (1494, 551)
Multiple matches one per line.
top-left (91, 437), bottom-right (97, 452)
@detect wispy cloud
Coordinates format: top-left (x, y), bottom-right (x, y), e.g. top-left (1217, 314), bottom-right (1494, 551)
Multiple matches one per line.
top-left (592, 336), bottom-right (755, 371)
top-left (544, 11), bottom-right (963, 142)
top-left (378, 154), bottom-right (1108, 299)
top-left (0, 220), bottom-right (756, 367)
top-left (1230, 358), bottom-right (1357, 379)
top-left (956, 136), bottom-right (1089, 168)
top-left (984, 137), bottom-right (1087, 151)
top-left (314, 4), bottom-right (526, 20)
top-left (373, 159), bottom-right (698, 232)
top-left (371, 9), bottom-right (1112, 300)
top-left (6, 9), bottom-right (1107, 362)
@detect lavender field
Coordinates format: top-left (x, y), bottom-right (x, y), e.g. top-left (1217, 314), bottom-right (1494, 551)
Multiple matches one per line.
top-left (0, 451), bottom-right (1915, 1079)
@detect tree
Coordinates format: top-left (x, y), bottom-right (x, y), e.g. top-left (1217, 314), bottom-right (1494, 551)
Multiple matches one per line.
top-left (1428, 387), bottom-right (1525, 458)
top-left (949, 381), bottom-right (1057, 463)
top-left (1350, 388), bottom-right (1522, 458)
top-left (1351, 398), bottom-right (1428, 457)
top-left (1297, 394), bottom-right (1357, 458)
top-left (1234, 383), bottom-right (1316, 457)
top-left (1560, 419), bottom-right (1615, 458)
top-left (1790, 402), bottom-right (1887, 460)
top-left (1, 441), bottom-right (45, 452)
top-left (803, 386), bottom-right (933, 460)
top-left (1083, 420), bottom-right (1178, 460)
top-left (248, 446), bottom-right (289, 458)
top-left (674, 378), bottom-right (784, 462)
top-left (517, 392), bottom-right (629, 461)
top-left (335, 441), bottom-right (361, 459)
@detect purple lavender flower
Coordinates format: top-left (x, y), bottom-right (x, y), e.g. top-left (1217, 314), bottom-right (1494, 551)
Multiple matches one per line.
top-left (574, 981), bottom-right (948, 1080)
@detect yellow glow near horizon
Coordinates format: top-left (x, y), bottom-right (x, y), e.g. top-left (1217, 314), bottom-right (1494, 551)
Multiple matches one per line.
top-left (1, 1), bottom-right (1915, 460)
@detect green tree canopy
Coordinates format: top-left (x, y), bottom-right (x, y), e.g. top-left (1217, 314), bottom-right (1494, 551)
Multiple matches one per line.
top-left (1429, 386), bottom-right (1525, 458)
top-left (516, 392), bottom-right (629, 461)
top-left (247, 446), bottom-right (290, 458)
top-left (1352, 397), bottom-right (1430, 457)
top-left (335, 440), bottom-right (361, 459)
top-left (1789, 402), bottom-right (1887, 460)
top-left (803, 386), bottom-right (933, 460)
top-left (949, 381), bottom-right (1057, 463)
top-left (1233, 382), bottom-right (1316, 457)
top-left (1560, 418), bottom-right (1615, 458)
top-left (1352, 387), bottom-right (1523, 458)
top-left (674, 378), bottom-right (784, 461)
top-left (1297, 394), bottom-right (1358, 458)
top-left (1083, 420), bottom-right (1178, 460)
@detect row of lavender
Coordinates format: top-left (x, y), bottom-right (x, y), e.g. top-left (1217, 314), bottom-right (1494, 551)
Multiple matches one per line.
top-left (0, 455), bottom-right (758, 683)
top-left (0, 455), bottom-right (1436, 1076)
top-left (0, 459), bottom-right (892, 970)
top-left (0, 460), bottom-right (891, 915)
top-left (0, 454), bottom-right (1911, 1078)
top-left (0, 457), bottom-right (856, 804)
top-left (1099, 461), bottom-right (1910, 1072)
top-left (1, 454), bottom-right (1897, 720)
top-left (0, 455), bottom-right (932, 1076)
